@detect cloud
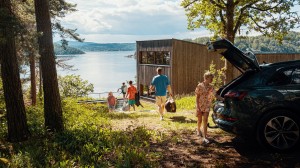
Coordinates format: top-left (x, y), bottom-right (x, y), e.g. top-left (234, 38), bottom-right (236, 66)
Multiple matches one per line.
top-left (60, 0), bottom-right (204, 42)
top-left (62, 0), bottom-right (300, 43)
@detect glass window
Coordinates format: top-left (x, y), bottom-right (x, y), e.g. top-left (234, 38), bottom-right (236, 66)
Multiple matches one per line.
top-left (147, 52), bottom-right (155, 64)
top-left (164, 52), bottom-right (170, 65)
top-left (139, 51), bottom-right (171, 65)
top-left (155, 52), bottom-right (163, 64)
top-left (292, 68), bottom-right (300, 84)
top-left (267, 69), bottom-right (293, 86)
top-left (140, 51), bottom-right (147, 64)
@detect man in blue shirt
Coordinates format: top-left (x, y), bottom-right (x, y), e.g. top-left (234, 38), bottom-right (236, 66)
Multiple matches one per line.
top-left (150, 67), bottom-right (173, 120)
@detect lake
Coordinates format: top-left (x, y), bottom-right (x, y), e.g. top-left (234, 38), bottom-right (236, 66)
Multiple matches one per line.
top-left (57, 51), bottom-right (136, 97)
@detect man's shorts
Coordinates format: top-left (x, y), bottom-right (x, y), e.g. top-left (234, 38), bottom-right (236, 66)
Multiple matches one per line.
top-left (128, 99), bottom-right (135, 105)
top-left (155, 96), bottom-right (167, 106)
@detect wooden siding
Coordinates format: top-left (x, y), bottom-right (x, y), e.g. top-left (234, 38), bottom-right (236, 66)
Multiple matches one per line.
top-left (256, 53), bottom-right (300, 63)
top-left (136, 40), bottom-right (173, 95)
top-left (232, 53), bottom-right (300, 78)
top-left (138, 65), bottom-right (171, 86)
top-left (171, 40), bottom-right (224, 95)
top-left (136, 39), bottom-right (172, 51)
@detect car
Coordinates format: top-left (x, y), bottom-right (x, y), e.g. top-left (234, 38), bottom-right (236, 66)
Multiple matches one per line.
top-left (207, 38), bottom-right (300, 152)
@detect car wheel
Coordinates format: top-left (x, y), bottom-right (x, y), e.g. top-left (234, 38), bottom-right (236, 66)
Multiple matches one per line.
top-left (257, 110), bottom-right (300, 152)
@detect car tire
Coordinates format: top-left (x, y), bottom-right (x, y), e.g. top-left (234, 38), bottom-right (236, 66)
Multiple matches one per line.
top-left (257, 110), bottom-right (300, 152)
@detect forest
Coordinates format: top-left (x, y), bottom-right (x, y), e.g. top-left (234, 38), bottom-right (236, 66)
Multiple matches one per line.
top-left (189, 31), bottom-right (300, 53)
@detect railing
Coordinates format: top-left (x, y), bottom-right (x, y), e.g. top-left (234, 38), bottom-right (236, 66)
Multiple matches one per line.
top-left (77, 91), bottom-right (123, 104)
top-left (87, 91), bottom-right (122, 99)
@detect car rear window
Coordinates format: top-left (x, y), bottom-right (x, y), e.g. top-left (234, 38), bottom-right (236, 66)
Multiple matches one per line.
top-left (292, 68), bottom-right (300, 84)
top-left (267, 69), bottom-right (293, 86)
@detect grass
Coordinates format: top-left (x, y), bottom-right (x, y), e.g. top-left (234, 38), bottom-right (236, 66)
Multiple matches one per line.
top-left (0, 95), bottom-right (219, 167)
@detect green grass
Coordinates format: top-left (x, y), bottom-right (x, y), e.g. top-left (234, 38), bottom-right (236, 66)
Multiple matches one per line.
top-left (0, 95), bottom-right (217, 167)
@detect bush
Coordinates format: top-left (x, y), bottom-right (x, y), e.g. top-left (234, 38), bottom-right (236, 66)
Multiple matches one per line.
top-left (58, 75), bottom-right (94, 98)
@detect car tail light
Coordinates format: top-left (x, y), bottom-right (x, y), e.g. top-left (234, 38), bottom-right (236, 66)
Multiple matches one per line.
top-left (219, 114), bottom-right (238, 122)
top-left (224, 91), bottom-right (247, 100)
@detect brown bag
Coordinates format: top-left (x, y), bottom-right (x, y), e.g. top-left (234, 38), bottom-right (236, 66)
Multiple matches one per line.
top-left (165, 98), bottom-right (176, 113)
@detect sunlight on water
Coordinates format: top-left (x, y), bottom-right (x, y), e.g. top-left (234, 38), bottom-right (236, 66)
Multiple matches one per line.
top-left (57, 51), bottom-right (136, 97)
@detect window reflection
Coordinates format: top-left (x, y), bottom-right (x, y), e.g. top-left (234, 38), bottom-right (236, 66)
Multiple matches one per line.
top-left (267, 69), bottom-right (292, 86)
top-left (139, 51), bottom-right (170, 65)
top-left (292, 68), bottom-right (300, 84)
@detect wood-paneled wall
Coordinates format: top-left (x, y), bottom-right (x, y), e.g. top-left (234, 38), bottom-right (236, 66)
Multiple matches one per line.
top-left (171, 40), bottom-right (224, 95)
top-left (136, 40), bottom-right (172, 95)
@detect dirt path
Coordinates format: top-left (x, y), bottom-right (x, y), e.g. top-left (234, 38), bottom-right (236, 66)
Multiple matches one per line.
top-left (110, 107), bottom-right (300, 168)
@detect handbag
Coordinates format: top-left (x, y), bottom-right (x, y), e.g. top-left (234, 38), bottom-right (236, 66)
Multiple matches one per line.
top-left (165, 97), bottom-right (176, 112)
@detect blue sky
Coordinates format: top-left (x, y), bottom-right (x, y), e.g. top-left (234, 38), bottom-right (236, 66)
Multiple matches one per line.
top-left (59, 0), bottom-right (300, 43)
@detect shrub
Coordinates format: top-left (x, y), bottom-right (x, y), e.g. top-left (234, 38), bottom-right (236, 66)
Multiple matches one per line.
top-left (58, 75), bottom-right (94, 98)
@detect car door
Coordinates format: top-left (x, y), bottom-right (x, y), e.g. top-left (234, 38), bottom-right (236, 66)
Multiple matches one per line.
top-left (287, 67), bottom-right (300, 108)
top-left (268, 66), bottom-right (300, 110)
top-left (206, 39), bottom-right (260, 73)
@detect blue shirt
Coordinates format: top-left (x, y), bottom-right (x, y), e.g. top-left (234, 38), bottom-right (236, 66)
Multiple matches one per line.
top-left (151, 75), bottom-right (170, 96)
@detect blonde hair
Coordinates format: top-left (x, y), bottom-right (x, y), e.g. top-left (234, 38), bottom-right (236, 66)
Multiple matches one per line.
top-left (108, 92), bottom-right (113, 96)
top-left (204, 71), bottom-right (214, 79)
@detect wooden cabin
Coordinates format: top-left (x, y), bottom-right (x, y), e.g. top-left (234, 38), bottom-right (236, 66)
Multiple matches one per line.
top-left (136, 39), bottom-right (224, 98)
top-left (136, 39), bottom-right (300, 99)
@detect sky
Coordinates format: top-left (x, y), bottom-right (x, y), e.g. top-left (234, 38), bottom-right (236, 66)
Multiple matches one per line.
top-left (58, 0), bottom-right (211, 43)
top-left (58, 0), bottom-right (300, 43)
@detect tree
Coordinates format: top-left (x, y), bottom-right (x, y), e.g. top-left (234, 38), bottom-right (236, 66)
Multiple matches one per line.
top-left (34, 0), bottom-right (64, 131)
top-left (58, 75), bottom-right (94, 98)
top-left (12, 0), bottom-right (81, 106)
top-left (0, 0), bottom-right (30, 142)
top-left (181, 0), bottom-right (300, 81)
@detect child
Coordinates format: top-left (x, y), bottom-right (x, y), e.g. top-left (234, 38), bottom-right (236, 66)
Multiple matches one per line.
top-left (125, 81), bottom-right (137, 111)
top-left (195, 71), bottom-right (223, 144)
top-left (107, 92), bottom-right (116, 112)
top-left (117, 82), bottom-right (127, 98)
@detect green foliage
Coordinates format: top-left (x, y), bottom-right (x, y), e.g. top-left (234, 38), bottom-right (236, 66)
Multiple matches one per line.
top-left (58, 75), bottom-right (94, 98)
top-left (174, 94), bottom-right (196, 111)
top-left (193, 31), bottom-right (300, 53)
top-left (54, 43), bottom-right (85, 55)
top-left (181, 0), bottom-right (300, 42)
top-left (208, 61), bottom-right (226, 89)
top-left (0, 78), bottom-right (6, 111)
top-left (0, 98), bottom-right (164, 167)
top-left (0, 79), bottom-right (6, 138)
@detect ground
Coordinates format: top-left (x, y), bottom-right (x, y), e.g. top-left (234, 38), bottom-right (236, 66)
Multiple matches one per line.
top-left (111, 101), bottom-right (300, 168)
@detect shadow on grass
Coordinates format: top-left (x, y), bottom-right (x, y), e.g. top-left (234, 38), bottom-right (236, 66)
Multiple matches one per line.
top-left (151, 130), bottom-right (300, 168)
top-left (211, 136), bottom-right (300, 167)
top-left (169, 116), bottom-right (197, 123)
top-left (100, 111), bottom-right (156, 120)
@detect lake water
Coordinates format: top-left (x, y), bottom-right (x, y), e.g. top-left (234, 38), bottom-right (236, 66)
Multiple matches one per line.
top-left (57, 51), bottom-right (136, 97)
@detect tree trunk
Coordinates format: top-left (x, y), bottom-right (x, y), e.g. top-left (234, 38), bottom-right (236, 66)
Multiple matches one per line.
top-left (29, 52), bottom-right (37, 106)
top-left (34, 0), bottom-right (64, 131)
top-left (225, 0), bottom-right (235, 83)
top-left (0, 0), bottom-right (30, 142)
